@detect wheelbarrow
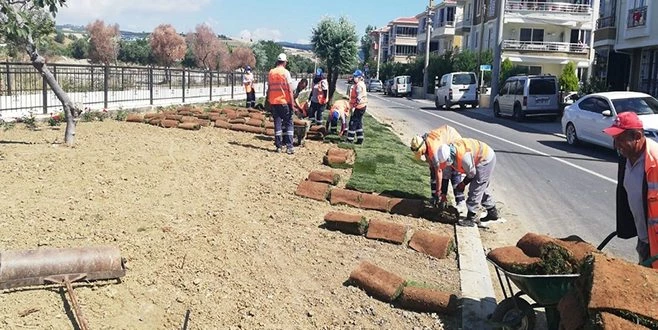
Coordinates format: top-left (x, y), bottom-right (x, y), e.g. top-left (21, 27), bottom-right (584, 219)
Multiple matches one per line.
top-left (486, 231), bottom-right (622, 330)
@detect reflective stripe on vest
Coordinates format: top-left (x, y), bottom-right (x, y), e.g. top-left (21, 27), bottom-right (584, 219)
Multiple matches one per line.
top-left (268, 67), bottom-right (291, 105)
top-left (350, 81), bottom-right (368, 109)
top-left (644, 139), bottom-right (658, 268)
top-left (452, 138), bottom-right (491, 174)
top-left (425, 125), bottom-right (463, 168)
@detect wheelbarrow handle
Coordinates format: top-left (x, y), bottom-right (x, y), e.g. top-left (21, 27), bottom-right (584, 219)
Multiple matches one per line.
top-left (597, 231), bottom-right (617, 251)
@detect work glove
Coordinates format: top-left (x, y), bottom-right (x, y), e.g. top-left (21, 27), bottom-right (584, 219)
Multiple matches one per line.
top-left (432, 194), bottom-right (448, 210)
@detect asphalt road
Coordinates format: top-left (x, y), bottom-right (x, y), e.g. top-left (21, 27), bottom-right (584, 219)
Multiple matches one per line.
top-left (346, 82), bottom-right (635, 262)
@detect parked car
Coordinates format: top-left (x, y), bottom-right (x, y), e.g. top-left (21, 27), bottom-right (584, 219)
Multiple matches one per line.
top-left (383, 79), bottom-right (394, 95)
top-left (561, 91), bottom-right (658, 149)
top-left (435, 72), bottom-right (479, 110)
top-left (493, 74), bottom-right (561, 121)
top-left (389, 75), bottom-right (412, 97)
top-left (367, 79), bottom-right (383, 92)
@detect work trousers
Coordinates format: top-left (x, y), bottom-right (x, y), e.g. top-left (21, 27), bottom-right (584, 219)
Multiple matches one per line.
top-left (246, 90), bottom-right (256, 108)
top-left (347, 107), bottom-right (366, 144)
top-left (309, 101), bottom-right (326, 125)
top-left (465, 154), bottom-right (496, 214)
top-left (271, 104), bottom-right (294, 149)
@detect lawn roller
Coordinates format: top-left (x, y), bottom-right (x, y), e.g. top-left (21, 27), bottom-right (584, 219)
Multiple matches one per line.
top-left (485, 231), bottom-right (623, 330)
top-left (0, 246), bottom-right (126, 330)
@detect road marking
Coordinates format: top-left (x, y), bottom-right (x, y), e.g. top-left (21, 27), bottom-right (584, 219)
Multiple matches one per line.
top-left (371, 94), bottom-right (618, 185)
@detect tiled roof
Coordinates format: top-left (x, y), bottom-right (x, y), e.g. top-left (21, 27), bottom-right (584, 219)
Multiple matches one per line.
top-left (391, 17), bottom-right (419, 24)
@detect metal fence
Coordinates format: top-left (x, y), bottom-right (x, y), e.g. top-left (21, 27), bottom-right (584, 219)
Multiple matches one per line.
top-left (0, 62), bottom-right (311, 117)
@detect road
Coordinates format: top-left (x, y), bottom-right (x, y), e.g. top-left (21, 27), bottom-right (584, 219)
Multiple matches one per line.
top-left (347, 82), bottom-right (635, 262)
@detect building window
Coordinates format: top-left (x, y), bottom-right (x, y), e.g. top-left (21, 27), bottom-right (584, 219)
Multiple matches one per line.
top-left (520, 28), bottom-right (544, 42)
top-left (467, 4), bottom-right (472, 21)
top-left (395, 26), bottom-right (418, 37)
top-left (446, 7), bottom-right (455, 25)
top-left (464, 34), bottom-right (470, 50)
top-left (475, 31), bottom-right (479, 48)
top-left (638, 49), bottom-right (658, 97)
top-left (628, 5), bottom-right (647, 28)
top-left (519, 66), bottom-right (542, 75)
top-left (476, 0), bottom-right (481, 16)
top-left (395, 45), bottom-right (418, 56)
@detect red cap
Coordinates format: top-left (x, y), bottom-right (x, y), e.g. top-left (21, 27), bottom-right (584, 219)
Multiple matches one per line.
top-left (603, 111), bottom-right (644, 137)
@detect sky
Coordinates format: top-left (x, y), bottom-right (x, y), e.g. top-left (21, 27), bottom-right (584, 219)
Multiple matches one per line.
top-left (55, 0), bottom-right (429, 44)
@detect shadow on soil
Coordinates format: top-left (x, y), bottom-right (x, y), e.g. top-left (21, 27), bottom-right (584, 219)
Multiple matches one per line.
top-left (0, 140), bottom-right (36, 145)
top-left (227, 141), bottom-right (276, 153)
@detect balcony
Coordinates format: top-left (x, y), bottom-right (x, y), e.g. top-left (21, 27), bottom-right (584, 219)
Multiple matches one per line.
top-left (502, 40), bottom-right (589, 54)
top-left (506, 1), bottom-right (591, 14)
top-left (432, 21), bottom-right (456, 39)
top-left (627, 6), bottom-right (647, 29)
top-left (594, 16), bottom-right (616, 45)
top-left (596, 16), bottom-right (615, 29)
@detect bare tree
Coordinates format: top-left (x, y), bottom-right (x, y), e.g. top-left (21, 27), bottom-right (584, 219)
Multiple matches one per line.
top-left (0, 0), bottom-right (82, 145)
top-left (186, 23), bottom-right (227, 70)
top-left (228, 47), bottom-right (256, 71)
top-left (87, 19), bottom-right (120, 65)
top-left (150, 24), bottom-right (186, 68)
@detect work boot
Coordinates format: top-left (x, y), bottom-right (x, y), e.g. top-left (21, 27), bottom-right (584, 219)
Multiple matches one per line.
top-left (456, 201), bottom-right (467, 217)
top-left (480, 207), bottom-right (499, 222)
top-left (286, 147), bottom-right (295, 155)
top-left (457, 212), bottom-right (477, 227)
top-left (275, 147), bottom-right (282, 153)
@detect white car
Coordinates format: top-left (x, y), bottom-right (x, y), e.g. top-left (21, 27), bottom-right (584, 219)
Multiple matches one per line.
top-left (561, 91), bottom-right (658, 149)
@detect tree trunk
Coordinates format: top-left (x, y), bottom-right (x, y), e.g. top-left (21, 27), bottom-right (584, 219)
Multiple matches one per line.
top-left (327, 67), bottom-right (335, 101)
top-left (331, 71), bottom-right (339, 101)
top-left (27, 45), bottom-right (79, 146)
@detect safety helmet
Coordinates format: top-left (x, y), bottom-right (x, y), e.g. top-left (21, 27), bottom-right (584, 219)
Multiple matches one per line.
top-left (316, 68), bottom-right (323, 76)
top-left (245, 65), bottom-right (251, 71)
top-left (410, 135), bottom-right (426, 160)
top-left (353, 69), bottom-right (363, 78)
top-left (437, 144), bottom-right (454, 165)
top-left (331, 110), bottom-right (340, 121)
top-left (277, 53), bottom-right (287, 62)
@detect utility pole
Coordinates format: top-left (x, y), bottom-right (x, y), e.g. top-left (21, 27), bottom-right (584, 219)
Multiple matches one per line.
top-left (476, 0), bottom-right (487, 93)
top-left (376, 30), bottom-right (382, 80)
top-left (422, 0), bottom-right (434, 98)
top-left (491, 0), bottom-right (506, 99)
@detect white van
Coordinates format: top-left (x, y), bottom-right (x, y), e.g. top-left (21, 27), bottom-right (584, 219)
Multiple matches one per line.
top-left (435, 72), bottom-right (479, 110)
top-left (390, 75), bottom-right (412, 97)
top-left (493, 74), bottom-right (560, 121)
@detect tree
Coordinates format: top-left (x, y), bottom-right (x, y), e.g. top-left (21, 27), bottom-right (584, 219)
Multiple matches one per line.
top-left (228, 46), bottom-right (255, 71)
top-left (360, 25), bottom-right (375, 65)
top-left (559, 61), bottom-right (579, 92)
top-left (251, 40), bottom-right (284, 71)
top-left (68, 37), bottom-right (88, 59)
top-left (53, 29), bottom-right (64, 43)
top-left (118, 38), bottom-right (152, 65)
top-left (1, 0), bottom-right (82, 145)
top-left (186, 23), bottom-right (225, 70)
top-left (499, 58), bottom-right (528, 87)
top-left (86, 19), bottom-right (119, 64)
top-left (287, 54), bottom-right (314, 74)
top-left (311, 16), bottom-right (359, 100)
top-left (149, 24), bottom-right (186, 68)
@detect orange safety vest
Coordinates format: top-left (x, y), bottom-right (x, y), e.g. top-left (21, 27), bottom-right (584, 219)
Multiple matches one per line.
top-left (244, 73), bottom-right (254, 93)
top-left (450, 138), bottom-right (492, 174)
top-left (644, 140), bottom-right (658, 268)
top-left (267, 66), bottom-right (292, 105)
top-left (315, 80), bottom-right (328, 105)
top-left (330, 100), bottom-right (350, 119)
top-left (425, 125), bottom-right (462, 176)
top-left (350, 81), bottom-right (368, 109)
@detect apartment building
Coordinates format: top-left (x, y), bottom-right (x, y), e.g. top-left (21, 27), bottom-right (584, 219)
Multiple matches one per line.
top-left (593, 0), bottom-right (630, 91)
top-left (459, 0), bottom-right (598, 79)
top-left (369, 26), bottom-right (390, 66)
top-left (417, 1), bottom-right (464, 55)
top-left (370, 17), bottom-right (419, 64)
top-left (602, 0), bottom-right (658, 96)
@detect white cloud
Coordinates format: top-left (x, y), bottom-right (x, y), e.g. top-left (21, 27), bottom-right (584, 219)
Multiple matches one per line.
top-left (237, 28), bottom-right (282, 42)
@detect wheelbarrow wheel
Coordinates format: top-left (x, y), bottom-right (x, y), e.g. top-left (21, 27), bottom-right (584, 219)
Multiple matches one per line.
top-left (491, 297), bottom-right (536, 330)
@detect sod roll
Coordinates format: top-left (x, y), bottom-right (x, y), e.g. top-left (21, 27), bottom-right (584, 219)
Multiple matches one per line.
top-left (126, 113), bottom-right (144, 122)
top-left (178, 122), bottom-right (201, 130)
top-left (408, 230), bottom-right (454, 259)
top-left (387, 198), bottom-right (424, 217)
top-left (215, 120), bottom-right (231, 129)
top-left (307, 170), bottom-right (340, 185)
top-left (359, 194), bottom-right (392, 212)
top-left (323, 211), bottom-right (368, 235)
top-left (398, 286), bottom-right (459, 314)
top-left (365, 219), bottom-right (408, 245)
top-left (294, 180), bottom-right (331, 201)
top-left (487, 246), bottom-right (543, 275)
top-left (348, 261), bottom-right (405, 302)
top-left (160, 119), bottom-right (179, 128)
top-left (329, 188), bottom-right (362, 208)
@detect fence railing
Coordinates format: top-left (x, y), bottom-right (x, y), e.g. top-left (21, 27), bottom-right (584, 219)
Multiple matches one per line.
top-left (596, 16), bottom-right (616, 29)
top-left (0, 62), bottom-right (311, 117)
top-left (502, 40), bottom-right (589, 54)
top-left (505, 1), bottom-right (592, 14)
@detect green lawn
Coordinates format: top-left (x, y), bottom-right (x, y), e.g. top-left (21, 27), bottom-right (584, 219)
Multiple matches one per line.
top-left (343, 113), bottom-right (431, 200)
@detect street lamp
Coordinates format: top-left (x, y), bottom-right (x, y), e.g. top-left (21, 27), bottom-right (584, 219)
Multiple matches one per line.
top-left (422, 0), bottom-right (434, 98)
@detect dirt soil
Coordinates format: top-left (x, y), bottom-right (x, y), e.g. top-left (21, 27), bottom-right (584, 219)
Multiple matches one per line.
top-left (0, 121), bottom-right (459, 329)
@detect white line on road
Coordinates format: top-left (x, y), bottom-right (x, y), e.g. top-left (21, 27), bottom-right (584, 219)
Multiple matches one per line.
top-left (371, 94), bottom-right (618, 185)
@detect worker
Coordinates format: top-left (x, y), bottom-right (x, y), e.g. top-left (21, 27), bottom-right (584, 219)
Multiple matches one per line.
top-left (603, 112), bottom-right (658, 268)
top-left (436, 138), bottom-right (499, 227)
top-left (325, 99), bottom-right (350, 136)
top-left (347, 69), bottom-right (367, 144)
top-left (267, 53), bottom-right (296, 154)
top-left (410, 125), bottom-right (466, 215)
top-left (243, 65), bottom-right (256, 109)
top-left (293, 78), bottom-right (309, 119)
top-left (309, 68), bottom-right (329, 125)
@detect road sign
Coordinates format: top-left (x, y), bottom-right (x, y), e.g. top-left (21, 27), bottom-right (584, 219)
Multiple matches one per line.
top-left (480, 64), bottom-right (492, 71)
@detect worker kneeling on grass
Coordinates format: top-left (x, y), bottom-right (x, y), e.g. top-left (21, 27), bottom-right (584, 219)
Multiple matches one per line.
top-left (326, 99), bottom-right (350, 136)
top-left (410, 125), bottom-right (467, 216)
top-left (436, 138), bottom-right (500, 227)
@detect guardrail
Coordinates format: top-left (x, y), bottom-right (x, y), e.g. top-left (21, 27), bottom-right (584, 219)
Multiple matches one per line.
top-left (596, 16), bottom-right (616, 29)
top-left (502, 40), bottom-right (589, 53)
top-left (0, 62), bottom-right (311, 117)
top-left (505, 1), bottom-right (592, 14)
